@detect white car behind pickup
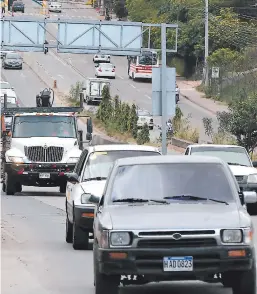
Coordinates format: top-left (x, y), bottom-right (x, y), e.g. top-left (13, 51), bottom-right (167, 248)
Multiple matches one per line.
top-left (137, 109), bottom-right (154, 130)
top-left (93, 54), bottom-right (110, 63)
top-left (48, 1), bottom-right (62, 12)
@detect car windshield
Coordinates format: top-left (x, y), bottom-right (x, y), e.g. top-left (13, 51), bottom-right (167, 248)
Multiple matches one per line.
top-left (12, 115), bottom-right (76, 138)
top-left (110, 163), bottom-right (235, 204)
top-left (1, 82), bottom-right (11, 89)
top-left (82, 150), bottom-right (160, 180)
top-left (190, 147), bottom-right (252, 167)
top-left (6, 53), bottom-right (21, 59)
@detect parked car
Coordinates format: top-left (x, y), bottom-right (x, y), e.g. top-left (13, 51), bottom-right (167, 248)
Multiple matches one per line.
top-left (95, 63), bottom-right (115, 78)
top-left (12, 1), bottom-right (25, 12)
top-left (2, 52), bottom-right (23, 69)
top-left (93, 54), bottom-right (110, 63)
top-left (137, 109), bottom-right (154, 130)
top-left (92, 155), bottom-right (257, 294)
top-left (0, 81), bottom-right (17, 99)
top-left (184, 144), bottom-right (257, 214)
top-left (64, 144), bottom-right (161, 250)
top-left (48, 1), bottom-right (62, 12)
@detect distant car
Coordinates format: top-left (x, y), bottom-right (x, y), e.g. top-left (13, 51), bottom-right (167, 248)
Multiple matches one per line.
top-left (12, 1), bottom-right (25, 12)
top-left (137, 109), bottom-right (154, 130)
top-left (95, 63), bottom-right (115, 78)
top-left (48, 1), bottom-right (62, 12)
top-left (0, 81), bottom-right (16, 97)
top-left (93, 54), bottom-right (110, 63)
top-left (2, 52), bottom-right (23, 70)
top-left (0, 50), bottom-right (15, 59)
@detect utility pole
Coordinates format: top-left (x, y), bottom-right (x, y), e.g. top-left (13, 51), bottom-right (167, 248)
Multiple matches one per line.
top-left (161, 23), bottom-right (167, 155)
top-left (204, 0), bottom-right (209, 87)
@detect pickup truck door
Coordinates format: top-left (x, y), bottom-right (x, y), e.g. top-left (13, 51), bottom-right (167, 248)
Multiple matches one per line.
top-left (66, 149), bottom-right (88, 214)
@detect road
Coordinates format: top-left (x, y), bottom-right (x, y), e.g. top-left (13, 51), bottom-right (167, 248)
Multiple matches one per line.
top-left (3, 188), bottom-right (255, 294)
top-left (9, 0), bottom-right (219, 142)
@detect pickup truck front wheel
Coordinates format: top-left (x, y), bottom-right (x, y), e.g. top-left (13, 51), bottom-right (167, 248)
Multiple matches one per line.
top-left (94, 244), bottom-right (120, 294)
top-left (72, 216), bottom-right (89, 250)
top-left (231, 264), bottom-right (256, 294)
top-left (5, 173), bottom-right (16, 195)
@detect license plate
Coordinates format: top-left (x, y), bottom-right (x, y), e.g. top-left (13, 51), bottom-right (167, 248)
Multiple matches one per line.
top-left (39, 173), bottom-right (50, 179)
top-left (163, 256), bottom-right (193, 272)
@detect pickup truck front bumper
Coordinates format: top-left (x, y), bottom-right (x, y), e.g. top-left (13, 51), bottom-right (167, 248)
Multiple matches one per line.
top-left (4, 162), bottom-right (75, 187)
top-left (98, 246), bottom-right (254, 279)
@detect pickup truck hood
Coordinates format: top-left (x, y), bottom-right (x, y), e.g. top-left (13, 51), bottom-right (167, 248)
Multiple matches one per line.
top-left (80, 180), bottom-right (106, 197)
top-left (229, 165), bottom-right (257, 176)
top-left (108, 203), bottom-right (242, 230)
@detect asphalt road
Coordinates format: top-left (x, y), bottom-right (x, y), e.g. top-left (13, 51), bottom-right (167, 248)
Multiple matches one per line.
top-left (2, 189), bottom-right (249, 294)
top-left (11, 0), bottom-right (219, 142)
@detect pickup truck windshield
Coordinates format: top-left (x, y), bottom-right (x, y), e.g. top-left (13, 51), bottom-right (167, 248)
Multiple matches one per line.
top-left (12, 115), bottom-right (76, 138)
top-left (110, 163), bottom-right (235, 204)
top-left (190, 146), bottom-right (252, 167)
top-left (82, 150), bottom-right (160, 180)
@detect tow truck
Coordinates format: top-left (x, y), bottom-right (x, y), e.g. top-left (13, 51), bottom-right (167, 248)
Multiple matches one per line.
top-left (1, 94), bottom-right (93, 195)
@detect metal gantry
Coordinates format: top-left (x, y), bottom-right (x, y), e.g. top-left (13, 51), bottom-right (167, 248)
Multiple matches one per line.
top-left (0, 16), bottom-right (179, 154)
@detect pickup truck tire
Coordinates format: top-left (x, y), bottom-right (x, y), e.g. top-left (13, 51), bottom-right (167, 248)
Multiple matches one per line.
top-left (231, 264), bottom-right (256, 294)
top-left (94, 243), bottom-right (120, 294)
top-left (65, 215), bottom-right (73, 243)
top-left (5, 173), bottom-right (16, 195)
top-left (72, 216), bottom-right (89, 250)
top-left (15, 182), bottom-right (22, 193)
top-left (60, 181), bottom-right (67, 193)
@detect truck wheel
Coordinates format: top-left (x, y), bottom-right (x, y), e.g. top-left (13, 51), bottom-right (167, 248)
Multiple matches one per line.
top-left (94, 244), bottom-right (120, 294)
top-left (232, 264), bottom-right (256, 294)
top-left (65, 215), bottom-right (73, 243)
top-left (5, 173), bottom-right (16, 195)
top-left (72, 217), bottom-right (89, 250)
top-left (2, 183), bottom-right (6, 193)
top-left (15, 182), bottom-right (22, 193)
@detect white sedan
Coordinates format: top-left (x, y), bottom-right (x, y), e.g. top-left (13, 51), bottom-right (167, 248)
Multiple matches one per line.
top-left (137, 109), bottom-right (154, 130)
top-left (95, 63), bottom-right (116, 78)
top-left (93, 54), bottom-right (110, 63)
top-left (48, 1), bottom-right (62, 12)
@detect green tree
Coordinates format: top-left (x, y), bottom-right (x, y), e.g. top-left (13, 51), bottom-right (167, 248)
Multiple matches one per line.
top-left (129, 103), bottom-right (138, 138)
top-left (113, 0), bottom-right (128, 19)
top-left (96, 85), bottom-right (112, 123)
top-left (137, 123), bottom-right (150, 145)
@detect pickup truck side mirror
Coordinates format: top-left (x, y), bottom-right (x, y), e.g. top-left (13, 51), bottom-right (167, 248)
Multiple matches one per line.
top-left (87, 118), bottom-right (93, 134)
top-left (243, 191), bottom-right (257, 204)
top-left (253, 161), bottom-right (257, 168)
top-left (65, 172), bottom-right (79, 183)
top-left (78, 130), bottom-right (83, 150)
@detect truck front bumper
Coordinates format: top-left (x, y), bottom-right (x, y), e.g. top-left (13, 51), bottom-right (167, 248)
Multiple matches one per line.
top-left (74, 205), bottom-right (95, 232)
top-left (98, 246), bottom-right (254, 278)
top-left (4, 162), bottom-right (75, 187)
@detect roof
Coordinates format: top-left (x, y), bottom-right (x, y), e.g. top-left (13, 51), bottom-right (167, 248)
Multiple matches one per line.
top-left (114, 155), bottom-right (225, 166)
top-left (88, 144), bottom-right (160, 153)
top-left (189, 144), bottom-right (244, 149)
top-left (14, 112), bottom-right (75, 116)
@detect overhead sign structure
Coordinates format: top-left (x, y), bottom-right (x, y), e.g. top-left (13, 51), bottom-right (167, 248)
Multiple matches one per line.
top-left (0, 16), bottom-right (178, 154)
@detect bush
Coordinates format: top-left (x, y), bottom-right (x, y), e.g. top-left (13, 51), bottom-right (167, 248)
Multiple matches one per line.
top-left (172, 106), bottom-right (199, 143)
top-left (96, 86), bottom-right (139, 140)
top-left (137, 123), bottom-right (150, 145)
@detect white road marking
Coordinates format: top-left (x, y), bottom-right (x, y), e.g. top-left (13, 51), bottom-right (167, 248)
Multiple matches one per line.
top-left (58, 74), bottom-right (64, 79)
top-left (118, 75), bottom-right (124, 79)
top-left (49, 39), bottom-right (55, 42)
top-left (130, 83), bottom-right (136, 88)
top-left (20, 72), bottom-right (26, 78)
top-left (49, 51), bottom-right (66, 66)
top-left (1, 228), bottom-right (23, 244)
top-left (145, 94), bottom-right (151, 99)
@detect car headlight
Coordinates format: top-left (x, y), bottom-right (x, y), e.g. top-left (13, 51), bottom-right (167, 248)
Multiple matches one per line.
top-left (8, 156), bottom-right (24, 163)
top-left (221, 229), bottom-right (243, 243)
top-left (247, 174), bottom-right (257, 184)
top-left (67, 157), bottom-right (79, 163)
top-left (110, 232), bottom-right (131, 246)
top-left (81, 193), bottom-right (91, 204)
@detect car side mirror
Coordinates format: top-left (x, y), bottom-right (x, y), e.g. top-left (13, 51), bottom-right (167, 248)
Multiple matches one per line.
top-left (253, 161), bottom-right (257, 168)
top-left (243, 191), bottom-right (257, 204)
top-left (65, 172), bottom-right (79, 183)
top-left (87, 118), bottom-right (93, 134)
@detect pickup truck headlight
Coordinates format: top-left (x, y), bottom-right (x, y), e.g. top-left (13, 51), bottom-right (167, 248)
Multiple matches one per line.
top-left (247, 174), bottom-right (257, 184)
top-left (110, 232), bottom-right (131, 246)
top-left (221, 229), bottom-right (243, 243)
top-left (81, 193), bottom-right (91, 204)
top-left (8, 156), bottom-right (24, 163)
top-left (67, 157), bottom-right (79, 163)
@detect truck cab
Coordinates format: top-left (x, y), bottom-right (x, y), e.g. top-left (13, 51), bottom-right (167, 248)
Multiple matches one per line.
top-left (82, 78), bottom-right (110, 105)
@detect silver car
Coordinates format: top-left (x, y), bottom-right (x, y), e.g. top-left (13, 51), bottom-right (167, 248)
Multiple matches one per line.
top-left (2, 52), bottom-right (23, 70)
top-left (92, 155), bottom-right (257, 294)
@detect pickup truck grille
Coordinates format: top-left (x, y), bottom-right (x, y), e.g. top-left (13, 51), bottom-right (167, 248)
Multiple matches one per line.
top-left (137, 238), bottom-right (217, 248)
top-left (25, 146), bottom-right (64, 162)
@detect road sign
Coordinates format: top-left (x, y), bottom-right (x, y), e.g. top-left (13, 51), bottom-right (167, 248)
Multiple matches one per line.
top-left (212, 67), bottom-right (219, 78)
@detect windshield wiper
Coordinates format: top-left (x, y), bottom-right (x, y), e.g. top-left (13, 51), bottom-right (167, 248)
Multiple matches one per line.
top-left (83, 177), bottom-right (107, 182)
top-left (227, 162), bottom-right (248, 167)
top-left (164, 195), bottom-right (228, 205)
top-left (113, 198), bottom-right (169, 204)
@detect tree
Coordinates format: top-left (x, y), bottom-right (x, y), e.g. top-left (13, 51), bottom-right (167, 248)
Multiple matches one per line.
top-left (137, 123), bottom-right (150, 145)
top-left (96, 85), bottom-right (112, 123)
top-left (129, 103), bottom-right (138, 138)
top-left (113, 0), bottom-right (128, 19)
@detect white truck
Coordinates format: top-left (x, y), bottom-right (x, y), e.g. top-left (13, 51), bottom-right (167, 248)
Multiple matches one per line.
top-left (1, 96), bottom-right (93, 195)
top-left (82, 78), bottom-right (110, 105)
